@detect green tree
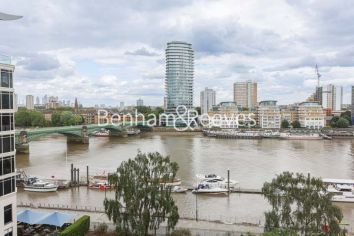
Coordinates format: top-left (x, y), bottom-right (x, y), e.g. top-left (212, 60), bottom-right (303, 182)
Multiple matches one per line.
top-left (262, 172), bottom-right (344, 235)
top-left (340, 111), bottom-right (352, 125)
top-left (51, 111), bottom-right (61, 126)
top-left (281, 120), bottom-right (289, 129)
top-left (330, 116), bottom-right (339, 128)
top-left (336, 117), bottom-right (349, 128)
top-left (104, 152), bottom-right (179, 235)
top-left (15, 108), bottom-right (46, 127)
top-left (291, 120), bottom-right (301, 128)
top-left (60, 111), bottom-right (76, 126)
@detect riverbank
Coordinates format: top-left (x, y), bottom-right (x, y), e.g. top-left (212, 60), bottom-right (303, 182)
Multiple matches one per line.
top-left (17, 206), bottom-right (264, 235)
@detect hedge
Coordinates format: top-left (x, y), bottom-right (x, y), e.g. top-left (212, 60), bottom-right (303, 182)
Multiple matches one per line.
top-left (60, 215), bottom-right (90, 236)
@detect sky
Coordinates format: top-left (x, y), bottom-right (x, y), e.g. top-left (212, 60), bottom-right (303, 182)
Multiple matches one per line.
top-left (1, 0), bottom-right (354, 107)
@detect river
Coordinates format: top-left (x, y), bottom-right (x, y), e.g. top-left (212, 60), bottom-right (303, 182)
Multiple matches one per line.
top-left (16, 133), bottom-right (354, 230)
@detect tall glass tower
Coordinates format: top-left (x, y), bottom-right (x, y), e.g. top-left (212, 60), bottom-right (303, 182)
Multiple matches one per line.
top-left (165, 41), bottom-right (194, 118)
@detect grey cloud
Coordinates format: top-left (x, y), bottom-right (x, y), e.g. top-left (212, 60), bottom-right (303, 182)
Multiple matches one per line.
top-left (18, 53), bottom-right (60, 71)
top-left (125, 47), bottom-right (158, 56)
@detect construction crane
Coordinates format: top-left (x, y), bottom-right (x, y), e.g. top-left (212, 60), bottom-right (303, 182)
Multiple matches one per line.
top-left (315, 64), bottom-right (321, 87)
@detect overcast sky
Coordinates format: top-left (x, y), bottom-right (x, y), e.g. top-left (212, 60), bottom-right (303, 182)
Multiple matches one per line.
top-left (1, 0), bottom-right (354, 106)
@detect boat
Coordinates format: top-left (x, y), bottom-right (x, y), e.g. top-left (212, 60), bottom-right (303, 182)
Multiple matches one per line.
top-left (24, 177), bottom-right (58, 192)
top-left (192, 183), bottom-right (228, 194)
top-left (92, 129), bottom-right (110, 137)
top-left (126, 128), bottom-right (141, 135)
top-left (323, 178), bottom-right (354, 203)
top-left (196, 174), bottom-right (238, 189)
top-left (262, 130), bottom-right (280, 138)
top-left (171, 186), bottom-right (188, 193)
top-left (279, 132), bottom-right (323, 140)
top-left (160, 178), bottom-right (182, 187)
top-left (89, 182), bottom-right (112, 190)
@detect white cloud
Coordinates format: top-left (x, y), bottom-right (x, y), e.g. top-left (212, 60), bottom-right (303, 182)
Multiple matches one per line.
top-left (2, 0), bottom-right (354, 106)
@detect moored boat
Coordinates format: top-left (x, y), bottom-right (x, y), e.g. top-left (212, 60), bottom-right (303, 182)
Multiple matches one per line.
top-left (323, 178), bottom-right (354, 203)
top-left (92, 129), bottom-right (110, 137)
top-left (126, 128), bottom-right (141, 135)
top-left (280, 132), bottom-right (323, 140)
top-left (196, 174), bottom-right (238, 189)
top-left (24, 178), bottom-right (58, 192)
top-left (192, 183), bottom-right (228, 194)
top-left (172, 186), bottom-right (188, 193)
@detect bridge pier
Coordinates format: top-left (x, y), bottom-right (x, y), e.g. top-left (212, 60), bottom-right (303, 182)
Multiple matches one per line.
top-left (16, 143), bottom-right (29, 154)
top-left (66, 126), bottom-right (89, 144)
top-left (16, 131), bottom-right (29, 154)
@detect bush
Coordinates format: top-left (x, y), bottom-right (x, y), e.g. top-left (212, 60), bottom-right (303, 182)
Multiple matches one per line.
top-left (171, 228), bottom-right (191, 236)
top-left (60, 215), bottom-right (90, 236)
top-left (94, 223), bottom-right (108, 234)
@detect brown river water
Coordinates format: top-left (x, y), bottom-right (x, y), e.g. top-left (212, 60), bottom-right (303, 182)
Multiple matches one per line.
top-left (16, 133), bottom-right (354, 230)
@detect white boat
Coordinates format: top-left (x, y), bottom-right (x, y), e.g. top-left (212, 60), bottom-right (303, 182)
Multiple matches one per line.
top-left (323, 178), bottom-right (354, 203)
top-left (172, 186), bottom-right (188, 193)
top-left (92, 129), bottom-right (110, 137)
top-left (196, 174), bottom-right (238, 189)
top-left (160, 178), bottom-right (182, 187)
top-left (24, 181), bottom-right (58, 192)
top-left (126, 128), bottom-right (141, 135)
top-left (280, 133), bottom-right (322, 140)
top-left (192, 183), bottom-right (228, 194)
top-left (196, 174), bottom-right (224, 181)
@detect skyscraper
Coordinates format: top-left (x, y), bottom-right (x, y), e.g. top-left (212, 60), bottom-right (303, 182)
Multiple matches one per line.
top-left (137, 98), bottom-right (144, 107)
top-left (0, 58), bottom-right (17, 236)
top-left (35, 96), bottom-right (40, 105)
top-left (165, 41), bottom-right (194, 119)
top-left (26, 95), bottom-right (34, 110)
top-left (200, 87), bottom-right (216, 114)
top-left (233, 80), bottom-right (257, 109)
top-left (42, 94), bottom-right (48, 105)
top-left (322, 84), bottom-right (343, 112)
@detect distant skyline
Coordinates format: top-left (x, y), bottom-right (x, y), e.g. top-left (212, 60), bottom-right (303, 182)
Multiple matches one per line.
top-left (2, 0), bottom-right (354, 106)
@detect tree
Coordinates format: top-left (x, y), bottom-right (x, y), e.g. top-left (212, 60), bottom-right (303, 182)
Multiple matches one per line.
top-left (330, 116), bottom-right (340, 128)
top-left (340, 111), bottom-right (352, 125)
top-left (281, 120), bottom-right (289, 129)
top-left (104, 152), bottom-right (179, 235)
top-left (51, 111), bottom-right (61, 126)
top-left (262, 172), bottom-right (344, 235)
top-left (15, 108), bottom-right (46, 127)
top-left (336, 117), bottom-right (349, 128)
top-left (291, 120), bottom-right (301, 128)
top-left (60, 111), bottom-right (76, 126)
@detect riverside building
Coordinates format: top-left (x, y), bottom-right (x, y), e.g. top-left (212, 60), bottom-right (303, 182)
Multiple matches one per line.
top-left (257, 100), bottom-right (281, 129)
top-left (0, 55), bottom-right (17, 236)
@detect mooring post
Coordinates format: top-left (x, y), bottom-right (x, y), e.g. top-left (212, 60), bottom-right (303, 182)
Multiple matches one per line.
top-left (70, 163), bottom-right (73, 184)
top-left (227, 169), bottom-right (230, 195)
top-left (77, 169), bottom-right (80, 187)
top-left (73, 168), bottom-right (76, 185)
top-left (86, 166), bottom-right (89, 186)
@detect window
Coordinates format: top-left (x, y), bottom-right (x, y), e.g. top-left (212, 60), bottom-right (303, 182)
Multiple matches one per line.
top-left (4, 227), bottom-right (13, 236)
top-left (4, 204), bottom-right (12, 225)
top-left (0, 156), bottom-right (15, 176)
top-left (0, 92), bottom-right (13, 109)
top-left (0, 177), bottom-right (15, 196)
top-left (0, 135), bottom-right (15, 154)
top-left (1, 69), bottom-right (13, 88)
top-left (0, 113), bottom-right (14, 131)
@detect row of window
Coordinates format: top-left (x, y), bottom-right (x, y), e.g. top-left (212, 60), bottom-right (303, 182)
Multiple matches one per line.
top-left (0, 135), bottom-right (15, 154)
top-left (0, 92), bottom-right (13, 110)
top-left (0, 155), bottom-right (15, 176)
top-left (1, 69), bottom-right (13, 89)
top-left (0, 113), bottom-right (14, 131)
top-left (0, 176), bottom-right (16, 196)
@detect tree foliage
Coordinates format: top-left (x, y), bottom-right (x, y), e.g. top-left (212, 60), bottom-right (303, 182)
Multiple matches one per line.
top-left (15, 108), bottom-right (46, 127)
top-left (262, 172), bottom-right (344, 235)
top-left (340, 111), bottom-right (352, 125)
top-left (330, 116), bottom-right (340, 128)
top-left (281, 120), bottom-right (290, 129)
top-left (336, 117), bottom-right (349, 128)
top-left (104, 152), bottom-right (179, 235)
top-left (291, 120), bottom-right (301, 128)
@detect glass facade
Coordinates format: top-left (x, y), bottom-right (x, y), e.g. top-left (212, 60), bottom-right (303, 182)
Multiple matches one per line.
top-left (165, 41), bottom-right (194, 113)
